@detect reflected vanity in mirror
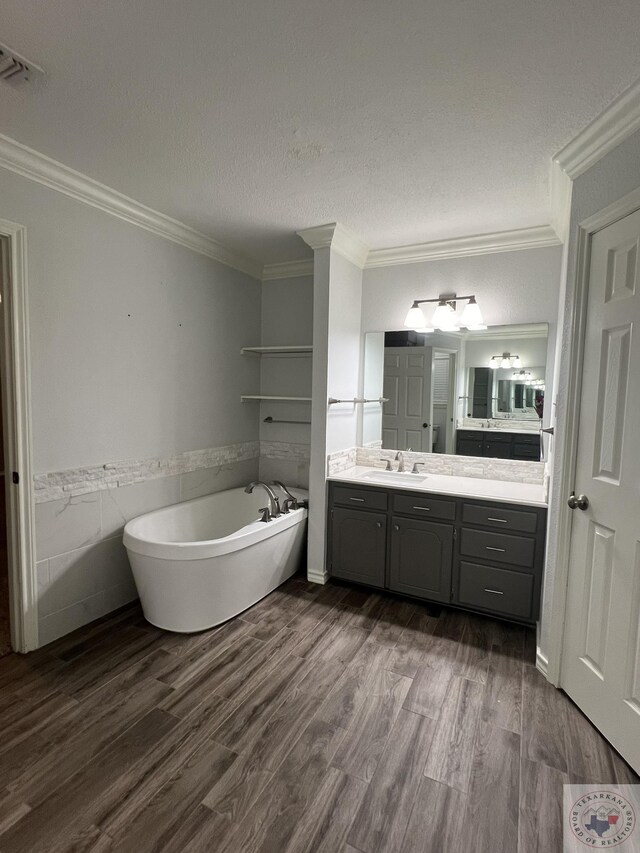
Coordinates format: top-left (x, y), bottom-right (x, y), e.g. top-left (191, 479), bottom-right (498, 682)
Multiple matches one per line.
top-left (362, 323), bottom-right (548, 461)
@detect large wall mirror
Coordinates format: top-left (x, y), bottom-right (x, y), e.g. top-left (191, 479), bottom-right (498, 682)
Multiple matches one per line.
top-left (362, 323), bottom-right (548, 460)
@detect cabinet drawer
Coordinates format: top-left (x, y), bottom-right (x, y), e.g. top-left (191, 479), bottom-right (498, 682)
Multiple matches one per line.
top-left (514, 432), bottom-right (541, 445)
top-left (457, 561), bottom-right (534, 620)
top-left (462, 503), bottom-right (538, 534)
top-left (393, 493), bottom-right (456, 522)
top-left (457, 430), bottom-right (482, 441)
top-left (460, 528), bottom-right (535, 568)
top-left (483, 431), bottom-right (512, 443)
top-left (332, 485), bottom-right (388, 511)
top-left (513, 443), bottom-right (541, 461)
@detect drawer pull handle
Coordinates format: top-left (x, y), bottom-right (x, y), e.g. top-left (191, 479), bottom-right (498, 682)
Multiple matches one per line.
top-left (349, 497), bottom-right (366, 502)
top-left (487, 517), bottom-right (507, 523)
top-left (484, 588), bottom-right (504, 595)
top-left (486, 546), bottom-right (506, 552)
top-left (412, 506), bottom-right (431, 511)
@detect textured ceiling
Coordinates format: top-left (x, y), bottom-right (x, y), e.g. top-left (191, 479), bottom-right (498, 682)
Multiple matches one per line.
top-left (1, 0), bottom-right (640, 265)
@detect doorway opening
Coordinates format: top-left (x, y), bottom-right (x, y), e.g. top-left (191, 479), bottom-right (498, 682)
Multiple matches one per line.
top-left (0, 222), bottom-right (37, 654)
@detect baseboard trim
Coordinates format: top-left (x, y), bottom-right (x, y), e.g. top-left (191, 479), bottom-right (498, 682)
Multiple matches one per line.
top-left (536, 648), bottom-right (549, 678)
top-left (307, 567), bottom-right (329, 585)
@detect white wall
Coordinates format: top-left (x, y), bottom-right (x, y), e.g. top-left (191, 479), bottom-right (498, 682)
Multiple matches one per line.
top-left (308, 247), bottom-right (363, 581)
top-left (0, 166), bottom-right (262, 644)
top-left (541, 127), bottom-right (640, 668)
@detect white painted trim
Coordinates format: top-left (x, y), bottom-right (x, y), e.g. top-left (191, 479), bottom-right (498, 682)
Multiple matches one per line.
top-left (307, 567), bottom-right (329, 585)
top-left (0, 220), bottom-right (38, 652)
top-left (364, 225), bottom-right (561, 268)
top-left (544, 185), bottom-right (640, 687)
top-left (262, 259), bottom-right (314, 280)
top-left (554, 76), bottom-right (640, 180)
top-left (550, 162), bottom-right (573, 244)
top-left (297, 222), bottom-right (370, 269)
top-left (0, 133), bottom-right (262, 280)
top-left (536, 648), bottom-right (549, 677)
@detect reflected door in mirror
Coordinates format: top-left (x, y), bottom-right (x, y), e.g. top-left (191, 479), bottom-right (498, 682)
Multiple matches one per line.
top-left (382, 347), bottom-right (432, 451)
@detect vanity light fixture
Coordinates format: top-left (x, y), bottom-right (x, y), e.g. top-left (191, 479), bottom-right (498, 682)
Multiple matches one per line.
top-left (403, 294), bottom-right (486, 332)
top-left (489, 352), bottom-right (521, 369)
top-left (512, 369), bottom-right (532, 381)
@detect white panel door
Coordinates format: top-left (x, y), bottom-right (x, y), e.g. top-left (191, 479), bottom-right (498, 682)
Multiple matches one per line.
top-left (562, 207), bottom-right (640, 771)
top-left (382, 347), bottom-right (432, 451)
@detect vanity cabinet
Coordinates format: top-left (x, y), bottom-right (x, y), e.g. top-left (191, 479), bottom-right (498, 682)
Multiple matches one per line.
top-left (330, 506), bottom-right (387, 588)
top-left (327, 482), bottom-right (547, 624)
top-left (389, 517), bottom-right (453, 602)
top-left (456, 429), bottom-right (541, 461)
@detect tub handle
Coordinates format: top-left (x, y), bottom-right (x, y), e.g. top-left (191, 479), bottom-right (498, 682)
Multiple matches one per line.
top-left (259, 507), bottom-right (272, 523)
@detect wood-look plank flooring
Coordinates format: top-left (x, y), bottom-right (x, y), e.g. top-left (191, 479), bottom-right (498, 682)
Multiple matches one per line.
top-left (0, 576), bottom-right (637, 853)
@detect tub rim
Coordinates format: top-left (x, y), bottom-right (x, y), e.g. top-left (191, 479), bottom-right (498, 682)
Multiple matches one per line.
top-left (123, 487), bottom-right (308, 561)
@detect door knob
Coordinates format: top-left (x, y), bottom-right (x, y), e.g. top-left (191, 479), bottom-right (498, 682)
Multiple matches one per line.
top-left (568, 492), bottom-right (589, 511)
top-left (422, 423), bottom-right (430, 428)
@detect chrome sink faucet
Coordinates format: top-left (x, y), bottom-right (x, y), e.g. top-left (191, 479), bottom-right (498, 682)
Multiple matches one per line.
top-left (395, 451), bottom-right (405, 472)
top-left (244, 481), bottom-right (281, 519)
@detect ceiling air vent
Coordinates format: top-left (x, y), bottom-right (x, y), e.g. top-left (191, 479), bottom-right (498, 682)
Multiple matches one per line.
top-left (0, 42), bottom-right (43, 87)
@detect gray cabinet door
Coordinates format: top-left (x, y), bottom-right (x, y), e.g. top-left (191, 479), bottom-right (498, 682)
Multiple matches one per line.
top-left (330, 508), bottom-right (387, 588)
top-left (389, 516), bottom-right (453, 602)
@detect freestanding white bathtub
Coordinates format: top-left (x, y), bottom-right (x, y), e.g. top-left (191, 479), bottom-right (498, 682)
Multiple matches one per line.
top-left (123, 486), bottom-right (308, 632)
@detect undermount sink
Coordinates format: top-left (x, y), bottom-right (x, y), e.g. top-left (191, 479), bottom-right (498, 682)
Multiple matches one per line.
top-left (358, 469), bottom-right (428, 486)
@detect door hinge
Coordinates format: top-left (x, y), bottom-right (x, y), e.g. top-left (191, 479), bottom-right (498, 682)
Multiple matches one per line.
top-left (12, 471), bottom-right (19, 485)
top-left (453, 527), bottom-right (457, 539)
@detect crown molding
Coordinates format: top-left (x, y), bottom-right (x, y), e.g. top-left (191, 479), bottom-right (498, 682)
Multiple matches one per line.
top-left (553, 76), bottom-right (640, 180)
top-left (297, 222), bottom-right (369, 268)
top-left (0, 133), bottom-right (263, 279)
top-left (364, 225), bottom-right (560, 269)
top-left (262, 258), bottom-right (314, 280)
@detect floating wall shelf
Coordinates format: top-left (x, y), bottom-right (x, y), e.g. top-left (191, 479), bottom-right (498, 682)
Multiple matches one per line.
top-left (241, 395), bottom-right (312, 402)
top-left (240, 345), bottom-right (313, 355)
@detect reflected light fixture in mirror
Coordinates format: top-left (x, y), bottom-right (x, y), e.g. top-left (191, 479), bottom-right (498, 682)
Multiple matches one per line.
top-left (489, 352), bottom-right (522, 369)
top-left (404, 294), bottom-right (486, 332)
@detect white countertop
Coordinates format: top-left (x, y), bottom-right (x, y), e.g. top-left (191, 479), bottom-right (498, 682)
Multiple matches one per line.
top-left (328, 465), bottom-right (547, 508)
top-left (458, 426), bottom-right (541, 436)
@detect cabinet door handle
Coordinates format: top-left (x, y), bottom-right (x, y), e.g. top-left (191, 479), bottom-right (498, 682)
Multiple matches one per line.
top-left (393, 524), bottom-right (400, 531)
top-left (349, 497), bottom-right (365, 502)
top-left (484, 588), bottom-right (504, 595)
top-left (487, 517), bottom-right (507, 524)
top-left (375, 521), bottom-right (383, 528)
top-left (485, 546), bottom-right (506, 552)
top-left (412, 506), bottom-right (431, 511)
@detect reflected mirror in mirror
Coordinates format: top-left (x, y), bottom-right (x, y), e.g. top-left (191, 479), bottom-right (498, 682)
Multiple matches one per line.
top-left (362, 323), bottom-right (548, 461)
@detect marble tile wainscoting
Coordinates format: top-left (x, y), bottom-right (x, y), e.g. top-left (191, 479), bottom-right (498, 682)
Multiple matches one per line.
top-left (328, 446), bottom-right (547, 490)
top-left (258, 440), bottom-right (311, 489)
top-left (34, 442), bottom-right (262, 646)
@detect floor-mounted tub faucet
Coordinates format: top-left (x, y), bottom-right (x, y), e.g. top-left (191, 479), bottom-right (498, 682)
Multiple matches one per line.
top-left (245, 481), bottom-right (281, 519)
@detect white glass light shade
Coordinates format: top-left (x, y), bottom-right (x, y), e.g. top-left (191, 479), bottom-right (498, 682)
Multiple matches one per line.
top-left (466, 324), bottom-right (488, 331)
top-left (460, 296), bottom-right (484, 328)
top-left (512, 356), bottom-right (522, 368)
top-left (404, 303), bottom-right (427, 329)
top-left (489, 357), bottom-right (500, 369)
top-left (431, 301), bottom-right (459, 330)
top-left (500, 357), bottom-right (511, 369)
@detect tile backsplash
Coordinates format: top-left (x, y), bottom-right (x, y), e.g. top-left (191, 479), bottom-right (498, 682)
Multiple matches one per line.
top-left (327, 445), bottom-right (546, 486)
